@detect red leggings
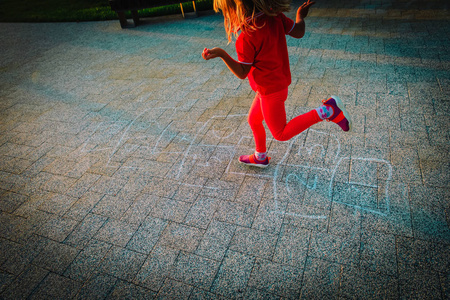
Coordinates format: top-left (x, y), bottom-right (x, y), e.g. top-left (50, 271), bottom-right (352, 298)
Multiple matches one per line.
top-left (248, 88), bottom-right (321, 153)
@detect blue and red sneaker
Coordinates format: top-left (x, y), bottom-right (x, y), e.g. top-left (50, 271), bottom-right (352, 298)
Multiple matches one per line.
top-left (322, 96), bottom-right (352, 132)
top-left (239, 154), bottom-right (270, 168)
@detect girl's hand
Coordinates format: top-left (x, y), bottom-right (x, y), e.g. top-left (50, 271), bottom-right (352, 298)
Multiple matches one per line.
top-left (202, 47), bottom-right (223, 60)
top-left (298, 0), bottom-right (315, 19)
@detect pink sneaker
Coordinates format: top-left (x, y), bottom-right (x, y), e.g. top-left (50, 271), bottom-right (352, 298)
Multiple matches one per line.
top-left (239, 154), bottom-right (270, 168)
top-left (322, 96), bottom-right (352, 132)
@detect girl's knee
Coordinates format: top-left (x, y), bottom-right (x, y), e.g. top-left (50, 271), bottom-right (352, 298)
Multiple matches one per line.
top-left (272, 132), bottom-right (289, 141)
top-left (248, 116), bottom-right (263, 128)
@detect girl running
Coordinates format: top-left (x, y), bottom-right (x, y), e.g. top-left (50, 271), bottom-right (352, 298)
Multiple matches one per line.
top-left (202, 0), bottom-right (351, 168)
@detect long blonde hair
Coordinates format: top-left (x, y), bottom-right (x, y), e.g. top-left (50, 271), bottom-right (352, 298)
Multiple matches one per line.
top-left (214, 0), bottom-right (292, 42)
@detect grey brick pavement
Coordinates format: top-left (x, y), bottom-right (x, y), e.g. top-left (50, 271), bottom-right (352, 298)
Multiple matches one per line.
top-left (0, 0), bottom-right (449, 298)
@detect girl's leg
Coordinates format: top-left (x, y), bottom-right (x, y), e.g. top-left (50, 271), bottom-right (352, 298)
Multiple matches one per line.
top-left (261, 89), bottom-right (322, 141)
top-left (247, 93), bottom-right (267, 153)
top-left (239, 93), bottom-right (271, 168)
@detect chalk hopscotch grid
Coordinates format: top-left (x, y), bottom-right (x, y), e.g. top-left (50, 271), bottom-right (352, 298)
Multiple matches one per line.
top-left (77, 107), bottom-right (393, 219)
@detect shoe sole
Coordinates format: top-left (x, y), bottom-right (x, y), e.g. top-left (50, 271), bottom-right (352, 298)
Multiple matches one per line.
top-left (331, 95), bottom-right (352, 132)
top-left (239, 160), bottom-right (269, 168)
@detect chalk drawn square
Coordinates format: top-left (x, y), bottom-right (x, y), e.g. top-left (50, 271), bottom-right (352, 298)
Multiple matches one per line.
top-left (330, 157), bottom-right (392, 216)
top-left (350, 159), bottom-right (378, 187)
top-left (332, 183), bottom-right (357, 207)
top-left (331, 157), bottom-right (350, 183)
top-left (332, 182), bottom-right (379, 210)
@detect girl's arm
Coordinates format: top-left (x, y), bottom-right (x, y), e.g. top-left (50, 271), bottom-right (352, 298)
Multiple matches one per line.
top-left (202, 47), bottom-right (251, 80)
top-left (289, 0), bottom-right (315, 39)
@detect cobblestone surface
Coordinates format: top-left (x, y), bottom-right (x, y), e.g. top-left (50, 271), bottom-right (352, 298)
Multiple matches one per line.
top-left (0, 0), bottom-right (449, 298)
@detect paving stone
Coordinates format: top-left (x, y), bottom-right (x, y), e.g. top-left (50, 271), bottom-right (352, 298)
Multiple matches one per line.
top-left (0, 270), bottom-right (15, 295)
top-left (196, 220), bottom-right (236, 261)
top-left (65, 173), bottom-right (101, 198)
top-left (0, 237), bottom-right (19, 267)
top-left (107, 279), bottom-right (156, 299)
top-left (360, 230), bottom-right (397, 276)
top-left (64, 213), bottom-right (107, 248)
top-left (409, 185), bottom-right (450, 243)
top-left (0, 265), bottom-right (49, 300)
top-left (38, 193), bottom-right (78, 216)
top-left (300, 257), bottom-right (341, 299)
top-left (339, 265), bottom-right (399, 299)
top-left (73, 272), bottom-right (118, 300)
top-left (91, 194), bottom-right (133, 219)
top-left (420, 160), bottom-right (449, 188)
top-left (172, 182), bottom-right (205, 203)
top-left (64, 191), bottom-right (104, 221)
top-left (210, 250), bottom-right (255, 298)
top-left (32, 239), bottom-right (80, 274)
top-left (134, 246), bottom-right (180, 291)
top-left (249, 258), bottom-right (303, 298)
top-left (229, 227), bottom-right (278, 260)
top-left (214, 200), bottom-right (257, 228)
top-left (184, 196), bottom-right (221, 229)
top-left (126, 216), bottom-right (168, 254)
top-left (41, 174), bottom-right (78, 194)
top-left (158, 222), bottom-right (205, 252)
top-left (200, 178), bottom-right (241, 201)
top-left (234, 176), bottom-right (267, 206)
top-left (398, 268), bottom-right (442, 299)
top-left (0, 212), bottom-right (32, 242)
top-left (440, 272), bottom-right (450, 300)
top-left (0, 173), bottom-right (30, 193)
top-left (120, 193), bottom-right (158, 225)
top-left (150, 197), bottom-right (192, 223)
top-left (156, 278), bottom-right (194, 299)
top-left (99, 246), bottom-right (147, 281)
top-left (1, 234), bottom-right (49, 275)
top-left (29, 272), bottom-right (81, 299)
top-left (309, 231), bottom-right (360, 266)
top-left (428, 242), bottom-right (450, 274)
top-left (188, 288), bottom-right (227, 300)
top-left (38, 214), bottom-right (79, 242)
top-left (42, 158), bottom-right (78, 176)
top-left (328, 202), bottom-right (363, 238)
top-left (273, 225), bottom-right (310, 267)
top-left (251, 196), bottom-right (287, 234)
top-left (64, 239), bottom-right (112, 282)
top-left (90, 176), bottom-right (128, 195)
top-left (95, 219), bottom-right (139, 247)
top-left (171, 252), bottom-right (220, 290)
top-left (0, 191), bottom-right (28, 213)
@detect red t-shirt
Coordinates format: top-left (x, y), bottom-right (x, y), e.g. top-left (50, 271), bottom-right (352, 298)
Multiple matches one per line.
top-left (236, 12), bottom-right (295, 95)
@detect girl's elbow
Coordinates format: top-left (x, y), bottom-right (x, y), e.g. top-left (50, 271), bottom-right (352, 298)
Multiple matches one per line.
top-left (289, 31), bottom-right (304, 39)
top-left (291, 29), bottom-right (305, 39)
top-left (239, 65), bottom-right (251, 79)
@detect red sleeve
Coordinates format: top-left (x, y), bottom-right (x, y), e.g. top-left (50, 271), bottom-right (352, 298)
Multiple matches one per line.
top-left (235, 32), bottom-right (255, 65)
top-left (279, 13), bottom-right (295, 35)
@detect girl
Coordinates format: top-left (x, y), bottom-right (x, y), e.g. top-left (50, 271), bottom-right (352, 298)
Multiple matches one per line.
top-left (202, 0), bottom-right (351, 168)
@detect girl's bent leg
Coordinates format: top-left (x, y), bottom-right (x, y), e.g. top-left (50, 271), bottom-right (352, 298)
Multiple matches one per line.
top-left (247, 93), bottom-right (267, 153)
top-left (261, 89), bottom-right (322, 141)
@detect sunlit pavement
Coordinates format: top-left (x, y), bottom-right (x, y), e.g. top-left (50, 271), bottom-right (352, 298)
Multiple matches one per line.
top-left (0, 0), bottom-right (449, 298)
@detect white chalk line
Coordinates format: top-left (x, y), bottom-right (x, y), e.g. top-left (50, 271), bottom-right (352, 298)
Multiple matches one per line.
top-left (270, 210), bottom-right (328, 220)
